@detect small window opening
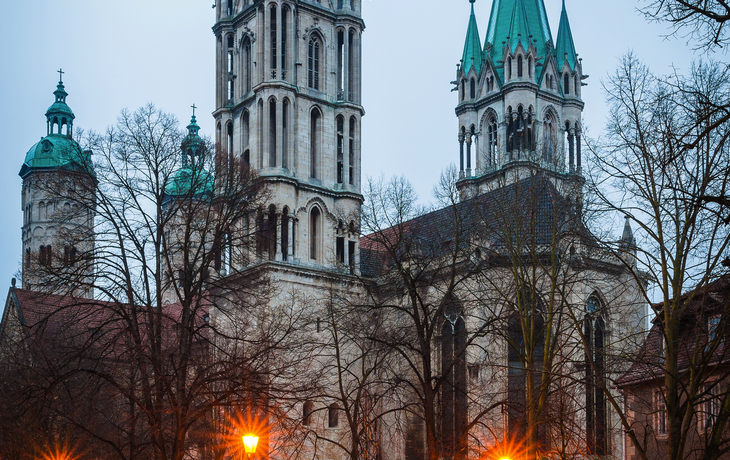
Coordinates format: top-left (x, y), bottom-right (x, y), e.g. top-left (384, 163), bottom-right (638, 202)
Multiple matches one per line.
top-left (564, 73), bottom-right (570, 95)
top-left (470, 78), bottom-right (476, 99)
top-left (517, 55), bottom-right (523, 77)
top-left (328, 404), bottom-right (339, 428)
top-left (336, 237), bottom-right (345, 264)
top-left (336, 116), bottom-right (344, 183)
top-left (348, 240), bottom-right (355, 274)
top-left (303, 401), bottom-right (314, 426)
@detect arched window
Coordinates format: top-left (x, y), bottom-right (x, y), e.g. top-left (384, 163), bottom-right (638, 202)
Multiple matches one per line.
top-left (337, 30), bottom-right (345, 99)
top-left (227, 35), bottom-right (235, 100)
top-left (441, 296), bottom-right (467, 460)
top-left (528, 56), bottom-right (533, 78)
top-left (507, 57), bottom-right (512, 80)
top-left (585, 296), bottom-right (607, 456)
top-left (336, 115), bottom-right (345, 184)
top-left (542, 112), bottom-right (557, 163)
top-left (349, 117), bottom-right (356, 185)
top-left (328, 403), bottom-right (339, 427)
top-left (575, 74), bottom-right (580, 96)
top-left (308, 37), bottom-right (321, 90)
top-left (337, 0), bottom-right (343, 9)
top-left (506, 106), bottom-right (514, 155)
top-left (266, 205), bottom-right (277, 261)
top-left (487, 115), bottom-right (498, 165)
top-left (281, 7), bottom-right (288, 80)
top-left (227, 122), bottom-right (234, 172)
top-left (564, 73), bottom-right (570, 95)
top-left (242, 110), bottom-right (250, 154)
top-left (310, 109), bottom-right (320, 178)
top-left (507, 290), bottom-right (547, 450)
top-left (461, 80), bottom-right (465, 101)
top-left (303, 401), bottom-right (314, 426)
top-left (470, 78), bottom-right (476, 99)
top-left (310, 207), bottom-right (321, 260)
top-left (348, 30), bottom-right (355, 101)
top-left (270, 5), bottom-right (277, 76)
top-left (269, 99), bottom-right (277, 167)
top-left (243, 37), bottom-right (252, 92)
top-left (517, 55), bottom-right (523, 77)
top-left (282, 99), bottom-right (289, 169)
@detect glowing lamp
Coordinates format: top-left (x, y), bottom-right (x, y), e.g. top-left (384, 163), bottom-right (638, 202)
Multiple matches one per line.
top-left (242, 435), bottom-right (259, 455)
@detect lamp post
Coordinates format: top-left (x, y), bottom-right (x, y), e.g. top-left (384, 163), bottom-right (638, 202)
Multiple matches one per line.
top-left (242, 434), bottom-right (259, 460)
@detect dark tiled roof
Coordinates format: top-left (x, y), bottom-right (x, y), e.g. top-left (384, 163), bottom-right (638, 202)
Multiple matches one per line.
top-left (359, 174), bottom-right (578, 277)
top-left (618, 275), bottom-right (730, 387)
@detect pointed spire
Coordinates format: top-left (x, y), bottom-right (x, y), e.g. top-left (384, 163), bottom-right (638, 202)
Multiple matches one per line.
top-left (555, 0), bottom-right (578, 71)
top-left (621, 216), bottom-right (635, 249)
top-left (461, 0), bottom-right (483, 75)
top-left (484, 0), bottom-right (554, 81)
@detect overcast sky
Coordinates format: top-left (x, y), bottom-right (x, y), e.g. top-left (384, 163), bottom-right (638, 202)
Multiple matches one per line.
top-left (0, 0), bottom-right (704, 305)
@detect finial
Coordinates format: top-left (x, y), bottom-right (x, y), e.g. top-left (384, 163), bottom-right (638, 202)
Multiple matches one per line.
top-left (191, 103), bottom-right (197, 117)
top-left (57, 68), bottom-right (64, 83)
top-left (11, 278), bottom-right (16, 288)
top-left (469, 0), bottom-right (475, 3)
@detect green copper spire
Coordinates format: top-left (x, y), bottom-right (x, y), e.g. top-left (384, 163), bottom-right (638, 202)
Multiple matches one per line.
top-left (166, 105), bottom-right (214, 197)
top-left (484, 0), bottom-right (553, 81)
top-left (461, 0), bottom-right (484, 75)
top-left (20, 73), bottom-right (93, 178)
top-left (555, 0), bottom-right (578, 71)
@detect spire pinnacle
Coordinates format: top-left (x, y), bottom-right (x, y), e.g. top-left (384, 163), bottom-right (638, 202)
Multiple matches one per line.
top-left (57, 68), bottom-right (64, 84)
top-left (461, 0), bottom-right (483, 75)
top-left (555, 0), bottom-right (578, 70)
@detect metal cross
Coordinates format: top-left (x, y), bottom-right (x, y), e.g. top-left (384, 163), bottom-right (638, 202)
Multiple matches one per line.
top-left (191, 104), bottom-right (197, 117)
top-left (57, 68), bottom-right (64, 83)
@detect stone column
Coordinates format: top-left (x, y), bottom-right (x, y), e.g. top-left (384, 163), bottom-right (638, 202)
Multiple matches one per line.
top-left (275, 212), bottom-right (282, 261)
top-left (459, 132), bottom-right (465, 178)
top-left (568, 128), bottom-right (575, 173)
top-left (576, 130), bottom-right (582, 172)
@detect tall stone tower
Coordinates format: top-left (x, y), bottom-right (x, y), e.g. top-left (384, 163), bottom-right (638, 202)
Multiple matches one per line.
top-left (212, 0), bottom-right (364, 272)
top-left (19, 74), bottom-right (96, 297)
top-left (454, 0), bottom-right (585, 198)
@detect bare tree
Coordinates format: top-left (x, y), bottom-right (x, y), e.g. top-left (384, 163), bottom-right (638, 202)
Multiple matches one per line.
top-left (587, 53), bottom-right (730, 460)
top-left (640, 0), bottom-right (730, 51)
top-left (0, 105), bottom-right (302, 460)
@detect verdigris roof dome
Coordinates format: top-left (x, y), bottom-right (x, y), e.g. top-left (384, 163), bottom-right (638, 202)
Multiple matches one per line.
top-left (19, 75), bottom-right (93, 178)
top-left (165, 109), bottom-right (214, 197)
top-left (166, 166), bottom-right (215, 196)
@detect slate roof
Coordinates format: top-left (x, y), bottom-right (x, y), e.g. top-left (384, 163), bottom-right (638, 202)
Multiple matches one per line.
top-left (618, 275), bottom-right (730, 388)
top-left (359, 173), bottom-right (578, 278)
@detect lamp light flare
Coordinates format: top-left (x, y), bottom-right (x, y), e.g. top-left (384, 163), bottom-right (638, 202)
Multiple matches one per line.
top-left (243, 435), bottom-right (259, 454)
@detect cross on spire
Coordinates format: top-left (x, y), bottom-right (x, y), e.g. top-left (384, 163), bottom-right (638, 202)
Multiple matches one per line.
top-left (191, 104), bottom-right (197, 117)
top-left (57, 68), bottom-right (64, 83)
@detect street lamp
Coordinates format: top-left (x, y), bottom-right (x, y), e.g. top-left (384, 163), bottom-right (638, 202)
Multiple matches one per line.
top-left (242, 434), bottom-right (259, 460)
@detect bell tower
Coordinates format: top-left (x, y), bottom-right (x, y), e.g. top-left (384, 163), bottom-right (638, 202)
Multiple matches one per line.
top-left (454, 0), bottom-right (586, 198)
top-left (212, 0), bottom-right (365, 273)
top-left (19, 73), bottom-right (96, 297)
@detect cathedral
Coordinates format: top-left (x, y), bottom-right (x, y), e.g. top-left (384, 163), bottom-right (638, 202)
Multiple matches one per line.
top-left (1, 1), bottom-right (647, 459)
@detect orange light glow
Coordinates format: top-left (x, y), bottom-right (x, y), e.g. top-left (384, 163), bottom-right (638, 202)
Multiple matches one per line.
top-left (243, 435), bottom-right (259, 454)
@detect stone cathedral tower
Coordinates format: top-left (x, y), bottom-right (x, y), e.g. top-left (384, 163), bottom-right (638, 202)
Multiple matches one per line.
top-left (212, 0), bottom-right (364, 272)
top-left (454, 0), bottom-right (585, 198)
top-left (19, 75), bottom-right (96, 298)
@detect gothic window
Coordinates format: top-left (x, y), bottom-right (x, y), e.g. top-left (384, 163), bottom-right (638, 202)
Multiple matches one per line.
top-left (336, 115), bottom-right (345, 184)
top-left (507, 291), bottom-right (547, 450)
top-left (310, 109), bottom-right (321, 178)
top-left (487, 115), bottom-right (498, 165)
top-left (226, 0), bottom-right (233, 16)
top-left (542, 112), bottom-right (557, 163)
top-left (270, 5), bottom-right (278, 75)
top-left (281, 7), bottom-right (288, 79)
top-left (575, 74), bottom-right (580, 96)
top-left (266, 205), bottom-right (277, 261)
top-left (227, 35), bottom-right (235, 100)
top-left (349, 117), bottom-right (356, 185)
top-left (564, 73), bottom-right (570, 95)
top-left (337, 0), bottom-right (343, 8)
top-left (507, 56), bottom-right (512, 80)
top-left (528, 56), bottom-right (532, 78)
top-left (303, 401), bottom-right (314, 426)
top-left (337, 30), bottom-right (345, 99)
top-left (350, 0), bottom-right (355, 9)
top-left (328, 403), bottom-right (339, 427)
top-left (461, 80), bottom-right (465, 101)
top-left (227, 122), bottom-right (234, 170)
top-left (585, 296), bottom-right (607, 455)
top-left (517, 55), bottom-right (523, 77)
top-left (310, 206), bottom-right (321, 260)
top-left (269, 99), bottom-right (277, 167)
top-left (258, 99), bottom-right (264, 166)
top-left (282, 99), bottom-right (289, 169)
top-left (470, 78), bottom-right (476, 99)
top-left (441, 296), bottom-right (467, 460)
top-left (243, 37), bottom-right (252, 92)
top-left (308, 37), bottom-right (321, 90)
top-left (242, 110), bottom-right (250, 156)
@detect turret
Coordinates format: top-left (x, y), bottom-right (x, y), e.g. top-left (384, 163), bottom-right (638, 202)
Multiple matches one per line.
top-left (453, 0), bottom-right (586, 199)
top-left (20, 72), bottom-right (96, 297)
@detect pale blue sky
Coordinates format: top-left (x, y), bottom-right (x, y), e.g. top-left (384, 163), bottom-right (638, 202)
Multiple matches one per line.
top-left (0, 0), bottom-right (701, 306)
